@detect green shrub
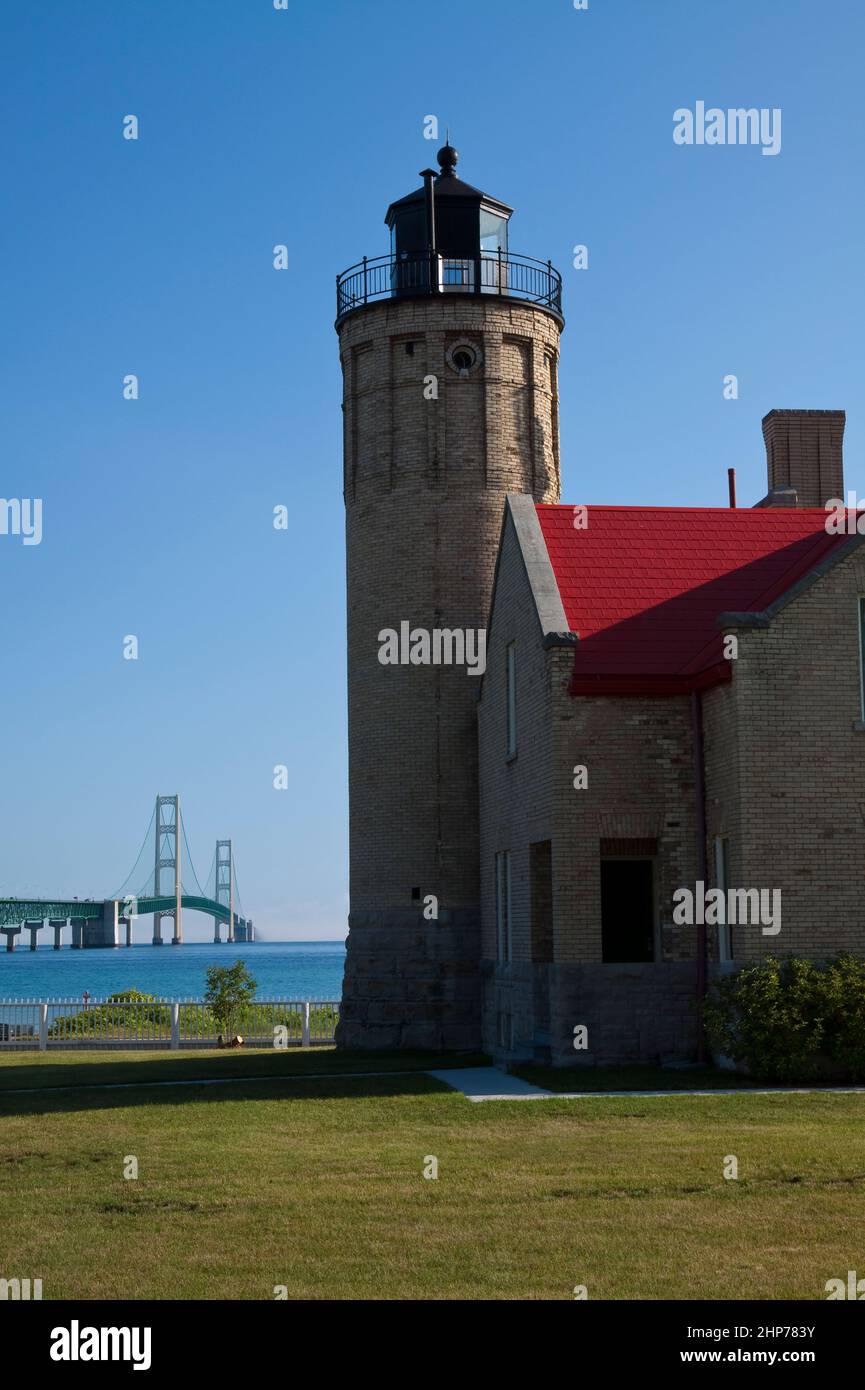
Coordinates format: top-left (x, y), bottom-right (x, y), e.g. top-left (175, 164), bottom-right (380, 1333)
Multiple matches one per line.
top-left (49, 989), bottom-right (171, 1039)
top-left (203, 961), bottom-right (257, 1042)
top-left (704, 953), bottom-right (865, 1083)
top-left (820, 953), bottom-right (865, 1078)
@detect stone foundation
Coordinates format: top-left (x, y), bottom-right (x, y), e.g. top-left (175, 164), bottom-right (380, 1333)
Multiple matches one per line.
top-left (336, 911), bottom-right (482, 1051)
top-left (482, 960), bottom-right (723, 1067)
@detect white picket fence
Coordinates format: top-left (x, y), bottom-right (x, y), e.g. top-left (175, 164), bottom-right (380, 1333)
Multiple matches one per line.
top-left (0, 998), bottom-right (340, 1051)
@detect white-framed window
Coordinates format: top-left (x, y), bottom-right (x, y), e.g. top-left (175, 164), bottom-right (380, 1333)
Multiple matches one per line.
top-left (714, 835), bottom-right (732, 962)
top-left (858, 597), bottom-right (865, 718)
top-left (495, 850), bottom-right (512, 962)
top-left (506, 641), bottom-right (517, 758)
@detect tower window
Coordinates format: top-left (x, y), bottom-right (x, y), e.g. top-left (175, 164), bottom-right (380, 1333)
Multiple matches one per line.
top-left (443, 260), bottom-right (472, 289)
top-left (446, 341), bottom-right (482, 376)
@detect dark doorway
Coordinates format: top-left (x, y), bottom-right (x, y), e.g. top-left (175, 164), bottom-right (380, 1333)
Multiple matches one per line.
top-left (601, 859), bottom-right (655, 963)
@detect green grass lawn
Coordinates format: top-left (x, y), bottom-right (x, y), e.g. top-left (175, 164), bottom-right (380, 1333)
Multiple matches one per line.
top-left (1, 1048), bottom-right (863, 1300)
top-left (0, 1045), bottom-right (485, 1092)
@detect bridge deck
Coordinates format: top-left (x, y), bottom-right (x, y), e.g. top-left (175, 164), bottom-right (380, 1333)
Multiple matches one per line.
top-left (0, 896), bottom-right (248, 930)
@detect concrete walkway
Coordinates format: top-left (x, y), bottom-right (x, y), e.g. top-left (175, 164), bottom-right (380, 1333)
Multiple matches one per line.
top-left (427, 1067), bottom-right (552, 1100)
top-left (426, 1068), bottom-right (865, 1103)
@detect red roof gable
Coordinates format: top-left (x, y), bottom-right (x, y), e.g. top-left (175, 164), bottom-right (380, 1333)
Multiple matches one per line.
top-left (535, 504), bottom-right (851, 695)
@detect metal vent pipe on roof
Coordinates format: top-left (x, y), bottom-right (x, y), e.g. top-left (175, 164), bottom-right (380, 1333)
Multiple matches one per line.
top-left (420, 168), bottom-right (437, 253)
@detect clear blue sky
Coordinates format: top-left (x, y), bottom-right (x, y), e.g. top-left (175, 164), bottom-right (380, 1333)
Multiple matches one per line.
top-left (1, 0), bottom-right (862, 939)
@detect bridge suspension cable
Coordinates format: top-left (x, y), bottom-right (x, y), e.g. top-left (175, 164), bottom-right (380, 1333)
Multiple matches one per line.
top-left (179, 809), bottom-right (205, 898)
top-left (231, 859), bottom-right (245, 920)
top-left (111, 801), bottom-right (156, 900)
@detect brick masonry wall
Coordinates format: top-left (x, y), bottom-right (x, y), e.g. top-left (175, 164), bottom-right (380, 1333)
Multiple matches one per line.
top-left (702, 677), bottom-right (743, 959)
top-left (762, 410), bottom-right (845, 509)
top-left (550, 688), bottom-right (699, 966)
top-left (478, 511), bottom-right (557, 964)
top-left (711, 545), bottom-right (865, 961)
top-left (337, 295), bottom-right (562, 1049)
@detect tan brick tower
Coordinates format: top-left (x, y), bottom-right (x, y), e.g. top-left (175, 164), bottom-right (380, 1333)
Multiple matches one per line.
top-left (335, 144), bottom-right (564, 1049)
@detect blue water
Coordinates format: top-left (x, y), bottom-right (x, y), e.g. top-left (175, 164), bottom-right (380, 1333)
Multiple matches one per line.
top-left (0, 940), bottom-right (346, 1001)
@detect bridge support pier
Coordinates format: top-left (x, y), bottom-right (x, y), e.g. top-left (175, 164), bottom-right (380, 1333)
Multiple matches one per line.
top-left (50, 918), bottom-right (68, 949)
top-left (75, 901), bottom-right (120, 949)
top-left (71, 922), bottom-right (83, 948)
top-left (123, 917), bottom-right (132, 947)
top-left (26, 921), bottom-right (43, 951)
top-left (1, 927), bottom-right (20, 952)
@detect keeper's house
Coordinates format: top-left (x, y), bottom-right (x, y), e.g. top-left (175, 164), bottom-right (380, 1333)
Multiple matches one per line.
top-left (479, 410), bottom-right (865, 1065)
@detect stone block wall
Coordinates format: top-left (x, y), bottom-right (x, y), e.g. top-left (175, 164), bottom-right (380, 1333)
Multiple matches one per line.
top-left (335, 911), bottom-right (481, 1051)
top-left (484, 961), bottom-right (705, 1067)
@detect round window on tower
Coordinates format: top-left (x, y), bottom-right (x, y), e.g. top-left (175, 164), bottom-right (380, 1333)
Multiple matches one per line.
top-left (446, 341), bottom-right (482, 377)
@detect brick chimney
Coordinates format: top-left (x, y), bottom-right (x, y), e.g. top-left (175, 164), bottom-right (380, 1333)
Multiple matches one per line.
top-left (761, 409), bottom-right (846, 509)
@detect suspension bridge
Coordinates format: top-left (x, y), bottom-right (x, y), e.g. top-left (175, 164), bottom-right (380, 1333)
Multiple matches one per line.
top-left (0, 795), bottom-right (254, 951)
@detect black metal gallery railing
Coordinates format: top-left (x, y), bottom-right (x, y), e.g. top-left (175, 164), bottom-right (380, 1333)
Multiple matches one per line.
top-left (335, 251), bottom-right (563, 323)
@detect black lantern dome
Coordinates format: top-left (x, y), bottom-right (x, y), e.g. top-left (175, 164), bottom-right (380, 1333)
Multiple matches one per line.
top-left (335, 144), bottom-right (563, 325)
top-left (384, 143), bottom-right (512, 261)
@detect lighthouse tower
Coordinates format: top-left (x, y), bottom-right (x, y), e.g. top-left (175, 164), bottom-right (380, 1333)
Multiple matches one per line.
top-left (335, 144), bottom-right (564, 1049)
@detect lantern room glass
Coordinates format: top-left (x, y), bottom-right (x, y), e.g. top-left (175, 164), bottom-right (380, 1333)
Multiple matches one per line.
top-left (479, 210), bottom-right (508, 255)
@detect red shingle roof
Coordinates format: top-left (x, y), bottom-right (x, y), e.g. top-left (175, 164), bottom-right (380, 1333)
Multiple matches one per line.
top-left (535, 504), bottom-right (850, 695)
